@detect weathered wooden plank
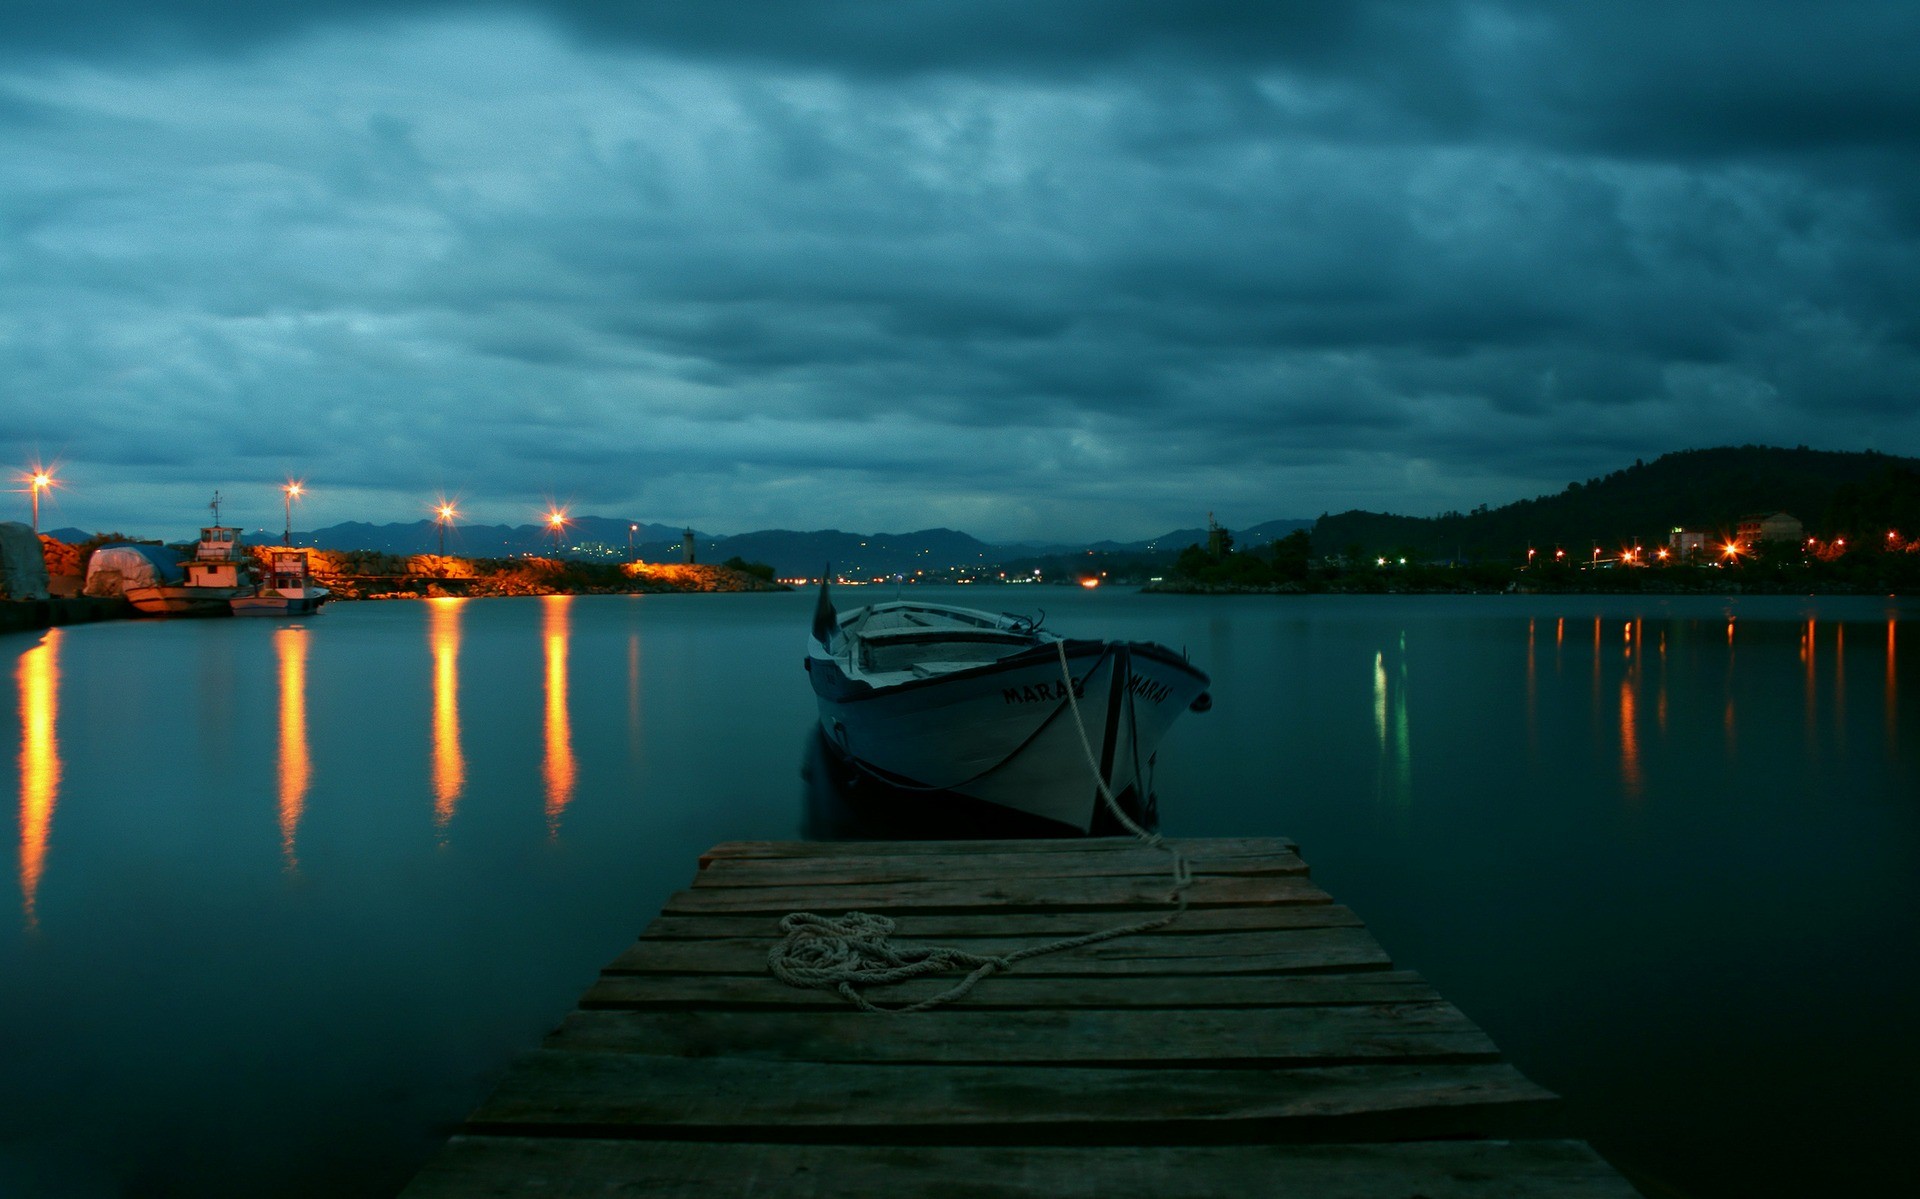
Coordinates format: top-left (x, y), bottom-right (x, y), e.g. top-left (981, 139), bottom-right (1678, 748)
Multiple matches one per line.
top-left (604, 926), bottom-right (1390, 977)
top-left (694, 848), bottom-right (1305, 888)
top-left (403, 1138), bottom-right (1641, 1199)
top-left (661, 872), bottom-right (1329, 915)
top-left (403, 835), bottom-right (1643, 1199)
top-left (636, 903), bottom-right (1366, 941)
top-left (542, 1003), bottom-right (1500, 1066)
top-left (461, 1052), bottom-right (1555, 1139)
top-left (699, 835), bottom-right (1297, 864)
top-left (580, 970), bottom-right (1439, 1011)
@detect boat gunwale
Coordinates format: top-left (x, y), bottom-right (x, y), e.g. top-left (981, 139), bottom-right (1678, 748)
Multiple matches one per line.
top-left (810, 635), bottom-right (1208, 705)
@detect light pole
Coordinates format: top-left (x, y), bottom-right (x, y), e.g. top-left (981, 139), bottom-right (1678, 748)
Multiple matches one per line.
top-left (282, 481), bottom-right (304, 546)
top-left (628, 523), bottom-right (637, 563)
top-left (436, 503), bottom-right (457, 555)
top-left (546, 509), bottom-right (567, 556)
top-left (28, 468), bottom-right (53, 533)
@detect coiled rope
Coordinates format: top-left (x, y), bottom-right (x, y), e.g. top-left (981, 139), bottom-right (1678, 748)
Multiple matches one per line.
top-left (768, 639), bottom-right (1192, 1013)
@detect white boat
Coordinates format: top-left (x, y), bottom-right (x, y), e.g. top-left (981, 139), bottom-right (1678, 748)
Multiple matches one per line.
top-left (805, 581), bottom-right (1211, 831)
top-left (125, 520), bottom-right (254, 616)
top-left (232, 549), bottom-right (330, 617)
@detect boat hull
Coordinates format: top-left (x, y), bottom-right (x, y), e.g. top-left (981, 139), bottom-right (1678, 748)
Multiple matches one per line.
top-left (125, 585), bottom-right (244, 616)
top-left (809, 638), bottom-right (1209, 832)
top-left (231, 589), bottom-right (329, 617)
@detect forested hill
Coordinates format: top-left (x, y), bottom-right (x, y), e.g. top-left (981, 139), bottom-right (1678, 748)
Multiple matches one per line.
top-left (1313, 446), bottom-right (1920, 561)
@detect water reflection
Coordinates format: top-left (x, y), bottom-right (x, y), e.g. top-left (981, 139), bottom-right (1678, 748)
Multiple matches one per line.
top-left (1620, 671), bottom-right (1643, 801)
top-left (1889, 619), bottom-right (1899, 750)
top-left (1372, 634), bottom-right (1411, 806)
top-left (1526, 619), bottom-right (1538, 752)
top-left (429, 599), bottom-right (466, 836)
top-left (276, 628), bottom-right (310, 873)
top-left (1835, 624), bottom-right (1846, 756)
top-left (1628, 620), bottom-right (1645, 790)
top-left (17, 630), bottom-right (61, 932)
top-left (542, 595), bottom-right (575, 834)
top-left (1803, 618), bottom-right (1817, 752)
top-left (627, 631), bottom-right (644, 763)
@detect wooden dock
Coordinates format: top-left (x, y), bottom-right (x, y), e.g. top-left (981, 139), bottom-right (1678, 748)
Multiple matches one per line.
top-left (401, 837), bottom-right (1642, 1197)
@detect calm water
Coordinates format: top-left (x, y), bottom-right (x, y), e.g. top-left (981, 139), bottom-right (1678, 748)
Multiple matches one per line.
top-left (3, 590), bottom-right (1915, 1197)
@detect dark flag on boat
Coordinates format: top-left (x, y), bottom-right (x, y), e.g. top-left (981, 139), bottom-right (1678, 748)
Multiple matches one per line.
top-left (812, 574), bottom-right (840, 652)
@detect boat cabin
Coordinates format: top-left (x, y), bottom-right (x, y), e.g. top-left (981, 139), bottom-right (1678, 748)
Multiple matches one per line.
top-left (264, 550), bottom-right (313, 595)
top-left (185, 525), bottom-right (248, 589)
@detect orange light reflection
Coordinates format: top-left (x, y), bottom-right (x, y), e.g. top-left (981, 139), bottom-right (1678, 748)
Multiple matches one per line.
top-left (430, 598), bottom-right (466, 835)
top-left (17, 630), bottom-right (62, 931)
top-left (543, 595), bottom-right (576, 834)
top-left (1620, 676), bottom-right (1642, 799)
top-left (1889, 620), bottom-right (1898, 751)
top-left (1803, 618), bottom-right (1817, 752)
top-left (276, 628), bottom-right (310, 872)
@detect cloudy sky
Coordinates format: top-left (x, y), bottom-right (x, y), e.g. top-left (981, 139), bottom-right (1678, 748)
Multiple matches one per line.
top-left (5, 2), bottom-right (1917, 542)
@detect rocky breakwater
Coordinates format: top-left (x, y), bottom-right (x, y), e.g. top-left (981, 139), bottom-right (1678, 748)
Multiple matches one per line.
top-left (288, 549), bottom-right (787, 599)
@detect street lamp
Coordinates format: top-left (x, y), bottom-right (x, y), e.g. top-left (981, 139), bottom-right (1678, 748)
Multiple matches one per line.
top-left (26, 467), bottom-right (54, 533)
top-left (628, 523), bottom-right (637, 563)
top-left (435, 502), bottom-right (458, 555)
top-left (545, 508), bottom-right (568, 555)
top-left (282, 480), bottom-right (304, 545)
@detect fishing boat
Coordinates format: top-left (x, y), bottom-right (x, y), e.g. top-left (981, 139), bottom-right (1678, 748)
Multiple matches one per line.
top-left (232, 548), bottom-right (330, 616)
top-left (125, 504), bottom-right (255, 616)
top-left (805, 581), bottom-right (1211, 832)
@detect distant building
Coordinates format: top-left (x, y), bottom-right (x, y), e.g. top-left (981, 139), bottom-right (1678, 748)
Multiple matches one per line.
top-left (1668, 529), bottom-right (1709, 558)
top-left (1736, 512), bottom-right (1805, 545)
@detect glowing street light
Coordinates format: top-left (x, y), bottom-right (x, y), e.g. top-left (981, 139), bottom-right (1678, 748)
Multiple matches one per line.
top-left (434, 501), bottom-right (459, 555)
top-left (545, 508), bottom-right (569, 555)
top-left (282, 480), bottom-right (304, 545)
top-left (24, 466), bottom-right (55, 533)
top-left (628, 523), bottom-right (638, 563)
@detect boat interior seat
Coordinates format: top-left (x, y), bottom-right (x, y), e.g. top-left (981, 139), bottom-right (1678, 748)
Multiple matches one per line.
top-left (909, 660), bottom-right (978, 679)
top-left (863, 637), bottom-right (1026, 674)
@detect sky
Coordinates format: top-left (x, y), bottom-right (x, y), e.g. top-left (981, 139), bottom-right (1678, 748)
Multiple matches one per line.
top-left (4, 1), bottom-right (1918, 543)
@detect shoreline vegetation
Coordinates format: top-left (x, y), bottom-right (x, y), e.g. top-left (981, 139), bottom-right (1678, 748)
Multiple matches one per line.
top-left (1143, 530), bottom-right (1920, 596)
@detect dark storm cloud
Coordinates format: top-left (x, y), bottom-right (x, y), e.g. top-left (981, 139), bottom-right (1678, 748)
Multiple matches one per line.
top-left (2, 2), bottom-right (1917, 538)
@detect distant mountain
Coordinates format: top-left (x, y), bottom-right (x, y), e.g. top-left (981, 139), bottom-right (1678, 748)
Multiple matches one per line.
top-left (705, 528), bottom-right (1000, 578)
top-left (1121, 519), bottom-right (1314, 552)
top-left (1314, 445), bottom-right (1920, 560)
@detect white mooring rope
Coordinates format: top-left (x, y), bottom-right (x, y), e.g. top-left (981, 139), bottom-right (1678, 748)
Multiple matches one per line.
top-left (768, 640), bottom-right (1192, 1013)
